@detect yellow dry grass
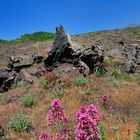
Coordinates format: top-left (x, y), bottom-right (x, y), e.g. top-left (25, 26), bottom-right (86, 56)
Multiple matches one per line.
top-left (0, 74), bottom-right (140, 139)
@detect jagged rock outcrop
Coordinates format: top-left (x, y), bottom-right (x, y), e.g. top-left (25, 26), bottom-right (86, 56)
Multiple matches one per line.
top-left (0, 69), bottom-right (17, 92)
top-left (119, 41), bottom-right (140, 73)
top-left (0, 54), bottom-right (45, 92)
top-left (45, 26), bottom-right (104, 74)
top-left (8, 54), bottom-right (44, 71)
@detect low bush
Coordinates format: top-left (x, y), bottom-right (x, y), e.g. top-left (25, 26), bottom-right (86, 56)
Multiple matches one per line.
top-left (21, 95), bottom-right (36, 107)
top-left (10, 117), bottom-right (29, 132)
top-left (50, 89), bottom-right (64, 99)
top-left (99, 124), bottom-right (105, 140)
top-left (74, 77), bottom-right (88, 86)
top-left (94, 67), bottom-right (102, 77)
top-left (40, 78), bottom-right (49, 88)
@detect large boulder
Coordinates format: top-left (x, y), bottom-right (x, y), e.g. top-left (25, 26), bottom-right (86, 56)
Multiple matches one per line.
top-left (8, 55), bottom-right (34, 70)
top-left (0, 69), bottom-right (17, 92)
top-left (8, 54), bottom-right (44, 71)
top-left (44, 26), bottom-right (104, 74)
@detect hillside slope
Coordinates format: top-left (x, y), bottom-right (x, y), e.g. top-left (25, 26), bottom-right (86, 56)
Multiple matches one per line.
top-left (0, 26), bottom-right (140, 140)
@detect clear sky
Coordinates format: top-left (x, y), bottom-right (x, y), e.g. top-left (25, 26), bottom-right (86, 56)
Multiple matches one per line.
top-left (0, 0), bottom-right (140, 40)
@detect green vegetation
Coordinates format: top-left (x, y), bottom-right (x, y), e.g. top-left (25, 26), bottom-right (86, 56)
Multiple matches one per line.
top-left (11, 82), bottom-right (19, 89)
top-left (0, 39), bottom-right (9, 44)
top-left (74, 77), bottom-right (88, 86)
top-left (134, 115), bottom-right (140, 140)
top-left (0, 31), bottom-right (55, 45)
top-left (40, 78), bottom-right (49, 88)
top-left (125, 26), bottom-right (140, 38)
top-left (80, 43), bottom-right (86, 47)
top-left (94, 67), bottom-right (102, 77)
top-left (21, 95), bottom-right (36, 107)
top-left (99, 124), bottom-right (105, 140)
top-left (50, 89), bottom-right (64, 99)
top-left (111, 68), bottom-right (140, 82)
top-left (86, 32), bottom-right (101, 37)
top-left (10, 117), bottom-right (29, 132)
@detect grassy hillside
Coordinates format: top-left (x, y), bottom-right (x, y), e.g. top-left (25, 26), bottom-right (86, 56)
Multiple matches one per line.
top-left (0, 31), bottom-right (55, 45)
top-left (125, 26), bottom-right (140, 38)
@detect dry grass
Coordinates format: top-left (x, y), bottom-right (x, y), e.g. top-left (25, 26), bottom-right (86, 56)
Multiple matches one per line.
top-left (0, 74), bottom-right (140, 140)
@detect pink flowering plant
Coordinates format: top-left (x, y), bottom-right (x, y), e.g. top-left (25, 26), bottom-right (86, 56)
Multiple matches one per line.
top-left (44, 72), bottom-right (55, 82)
top-left (100, 94), bottom-right (109, 110)
top-left (39, 131), bottom-right (52, 140)
top-left (76, 104), bottom-right (101, 140)
top-left (46, 99), bottom-right (70, 140)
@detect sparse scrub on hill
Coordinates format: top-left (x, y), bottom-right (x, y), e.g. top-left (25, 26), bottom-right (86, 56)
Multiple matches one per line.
top-left (10, 82), bottom-right (19, 89)
top-left (50, 89), bottom-right (64, 99)
top-left (99, 124), bottom-right (105, 140)
top-left (0, 31), bottom-right (55, 45)
top-left (80, 43), bottom-right (86, 47)
top-left (94, 67), bottom-right (102, 77)
top-left (40, 78), bottom-right (49, 88)
top-left (126, 26), bottom-right (140, 38)
top-left (10, 117), bottom-right (29, 132)
top-left (134, 116), bottom-right (140, 139)
top-left (21, 95), bottom-right (36, 107)
top-left (111, 68), bottom-right (140, 83)
top-left (74, 77), bottom-right (88, 86)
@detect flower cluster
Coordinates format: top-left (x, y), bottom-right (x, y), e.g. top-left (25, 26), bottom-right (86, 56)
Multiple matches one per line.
top-left (76, 104), bottom-right (101, 140)
top-left (46, 99), bottom-right (70, 140)
top-left (44, 72), bottom-right (55, 82)
top-left (101, 94), bottom-right (108, 104)
top-left (47, 99), bottom-right (69, 125)
top-left (39, 131), bottom-right (52, 140)
top-left (76, 105), bottom-right (101, 124)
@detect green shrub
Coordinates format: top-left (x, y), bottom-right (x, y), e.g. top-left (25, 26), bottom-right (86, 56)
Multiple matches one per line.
top-left (94, 67), bottom-right (102, 77)
top-left (80, 43), bottom-right (86, 47)
top-left (126, 26), bottom-right (140, 38)
top-left (21, 95), bottom-right (36, 107)
top-left (74, 77), bottom-right (88, 86)
top-left (111, 69), bottom-right (122, 80)
top-left (50, 89), bottom-right (64, 99)
top-left (10, 117), bottom-right (29, 132)
top-left (135, 129), bottom-right (140, 137)
top-left (40, 78), bottom-right (49, 88)
top-left (11, 82), bottom-right (19, 89)
top-left (99, 124), bottom-right (105, 140)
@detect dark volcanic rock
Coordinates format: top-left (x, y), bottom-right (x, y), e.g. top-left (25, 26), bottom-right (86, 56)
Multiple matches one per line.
top-left (0, 69), bottom-right (16, 92)
top-left (0, 126), bottom-right (4, 137)
top-left (44, 26), bottom-right (104, 75)
top-left (119, 41), bottom-right (140, 73)
top-left (8, 55), bottom-right (33, 71)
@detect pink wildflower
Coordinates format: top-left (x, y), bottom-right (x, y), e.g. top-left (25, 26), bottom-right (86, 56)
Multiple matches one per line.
top-left (76, 104), bottom-right (101, 124)
top-left (47, 99), bottom-right (69, 125)
top-left (46, 99), bottom-right (70, 139)
top-left (101, 94), bottom-right (108, 104)
top-left (76, 113), bottom-right (100, 140)
top-left (44, 72), bottom-right (55, 81)
top-left (76, 104), bottom-right (101, 140)
top-left (39, 131), bottom-right (52, 140)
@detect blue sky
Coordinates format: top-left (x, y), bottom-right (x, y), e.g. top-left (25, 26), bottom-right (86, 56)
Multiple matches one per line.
top-left (0, 0), bottom-right (140, 40)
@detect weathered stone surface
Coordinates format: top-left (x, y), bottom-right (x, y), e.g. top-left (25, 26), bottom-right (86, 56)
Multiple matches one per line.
top-left (0, 126), bottom-right (4, 137)
top-left (8, 55), bottom-right (33, 70)
top-left (136, 45), bottom-right (140, 65)
top-left (0, 69), bottom-right (17, 92)
top-left (119, 41), bottom-right (139, 73)
top-left (44, 26), bottom-right (104, 75)
top-left (20, 69), bottom-right (34, 84)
